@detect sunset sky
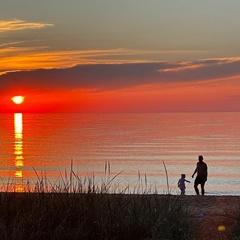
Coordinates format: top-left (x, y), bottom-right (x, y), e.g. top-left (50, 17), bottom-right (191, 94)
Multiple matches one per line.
top-left (1, 0), bottom-right (240, 113)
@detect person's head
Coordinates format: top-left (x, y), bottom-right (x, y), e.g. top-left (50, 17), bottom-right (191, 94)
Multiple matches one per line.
top-left (181, 174), bottom-right (186, 178)
top-left (198, 155), bottom-right (203, 162)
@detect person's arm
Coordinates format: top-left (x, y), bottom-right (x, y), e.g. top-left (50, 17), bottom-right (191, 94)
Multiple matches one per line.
top-left (192, 165), bottom-right (197, 178)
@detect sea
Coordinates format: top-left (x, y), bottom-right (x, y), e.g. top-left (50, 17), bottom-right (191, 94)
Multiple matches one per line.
top-left (0, 112), bottom-right (240, 195)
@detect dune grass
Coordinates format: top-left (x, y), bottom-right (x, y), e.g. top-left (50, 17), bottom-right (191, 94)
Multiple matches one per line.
top-left (230, 208), bottom-right (240, 240)
top-left (0, 192), bottom-right (193, 240)
top-left (3, 161), bottom-right (240, 239)
top-left (0, 161), bottom-right (193, 240)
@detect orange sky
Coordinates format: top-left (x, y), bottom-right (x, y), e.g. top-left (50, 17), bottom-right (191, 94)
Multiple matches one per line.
top-left (1, 1), bottom-right (240, 113)
top-left (1, 73), bottom-right (240, 113)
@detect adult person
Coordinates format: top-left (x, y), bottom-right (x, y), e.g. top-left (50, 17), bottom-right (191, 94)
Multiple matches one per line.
top-left (192, 155), bottom-right (208, 195)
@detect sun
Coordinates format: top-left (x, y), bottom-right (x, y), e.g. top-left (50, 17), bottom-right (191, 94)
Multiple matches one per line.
top-left (11, 96), bottom-right (25, 105)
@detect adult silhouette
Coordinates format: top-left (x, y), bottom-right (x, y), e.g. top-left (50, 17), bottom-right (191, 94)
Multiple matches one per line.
top-left (192, 155), bottom-right (208, 195)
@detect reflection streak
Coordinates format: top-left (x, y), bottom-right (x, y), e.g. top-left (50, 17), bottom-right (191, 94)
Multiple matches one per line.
top-left (14, 113), bottom-right (24, 172)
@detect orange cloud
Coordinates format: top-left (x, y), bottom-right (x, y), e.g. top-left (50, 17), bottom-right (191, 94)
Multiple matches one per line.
top-left (0, 19), bottom-right (53, 32)
top-left (0, 48), bottom-right (156, 75)
top-left (0, 43), bottom-right (211, 75)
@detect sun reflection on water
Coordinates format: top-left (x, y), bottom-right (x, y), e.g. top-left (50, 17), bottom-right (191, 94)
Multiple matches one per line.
top-left (14, 113), bottom-right (24, 191)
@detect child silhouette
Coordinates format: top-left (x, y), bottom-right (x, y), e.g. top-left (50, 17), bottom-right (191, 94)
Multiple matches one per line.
top-left (178, 174), bottom-right (190, 195)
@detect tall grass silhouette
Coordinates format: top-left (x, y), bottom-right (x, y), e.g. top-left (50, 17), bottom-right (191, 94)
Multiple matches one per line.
top-left (0, 161), bottom-right (193, 240)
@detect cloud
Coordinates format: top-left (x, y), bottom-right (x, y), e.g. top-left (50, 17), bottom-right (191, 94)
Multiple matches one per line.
top-left (0, 19), bottom-right (53, 33)
top-left (160, 58), bottom-right (240, 73)
top-left (1, 58), bottom-right (240, 96)
top-left (0, 48), bottom-right (151, 75)
top-left (158, 57), bottom-right (240, 82)
top-left (0, 63), bottom-right (163, 93)
top-left (0, 47), bottom-right (211, 76)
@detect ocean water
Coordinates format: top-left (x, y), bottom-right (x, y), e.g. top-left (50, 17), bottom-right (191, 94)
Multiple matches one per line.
top-left (0, 112), bottom-right (240, 195)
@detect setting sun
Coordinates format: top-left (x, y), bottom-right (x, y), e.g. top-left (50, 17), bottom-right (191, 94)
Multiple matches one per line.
top-left (11, 96), bottom-right (25, 105)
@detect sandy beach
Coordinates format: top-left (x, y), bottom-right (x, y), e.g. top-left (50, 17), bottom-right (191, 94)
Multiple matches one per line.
top-left (175, 195), bottom-right (240, 240)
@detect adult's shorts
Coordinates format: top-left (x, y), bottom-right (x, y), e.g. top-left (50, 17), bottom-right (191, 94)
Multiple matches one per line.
top-left (194, 176), bottom-right (206, 185)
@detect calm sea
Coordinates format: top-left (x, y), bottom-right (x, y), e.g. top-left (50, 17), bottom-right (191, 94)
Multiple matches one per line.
top-left (0, 112), bottom-right (240, 195)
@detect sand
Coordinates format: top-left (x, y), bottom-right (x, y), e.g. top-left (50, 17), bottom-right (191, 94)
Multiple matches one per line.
top-left (177, 195), bottom-right (240, 240)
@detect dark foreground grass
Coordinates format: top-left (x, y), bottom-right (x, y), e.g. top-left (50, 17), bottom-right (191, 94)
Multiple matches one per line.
top-left (231, 207), bottom-right (240, 240)
top-left (0, 192), bottom-right (193, 240)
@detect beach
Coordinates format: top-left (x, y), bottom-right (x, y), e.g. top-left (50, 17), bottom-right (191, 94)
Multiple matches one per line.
top-left (177, 195), bottom-right (240, 240)
top-left (0, 192), bottom-right (239, 239)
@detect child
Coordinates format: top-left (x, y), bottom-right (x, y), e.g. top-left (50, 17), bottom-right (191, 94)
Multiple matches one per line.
top-left (178, 174), bottom-right (190, 195)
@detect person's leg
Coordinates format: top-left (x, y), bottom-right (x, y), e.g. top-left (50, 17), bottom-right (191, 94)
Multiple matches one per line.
top-left (201, 182), bottom-right (205, 195)
top-left (194, 183), bottom-right (199, 195)
top-left (181, 189), bottom-right (185, 195)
